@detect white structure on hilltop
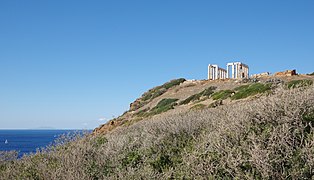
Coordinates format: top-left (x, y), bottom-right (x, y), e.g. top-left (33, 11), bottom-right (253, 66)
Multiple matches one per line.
top-left (226, 62), bottom-right (249, 79)
top-left (208, 64), bottom-right (227, 80)
top-left (208, 62), bottom-right (249, 80)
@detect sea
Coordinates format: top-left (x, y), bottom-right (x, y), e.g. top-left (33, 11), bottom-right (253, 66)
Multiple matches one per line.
top-left (0, 130), bottom-right (88, 158)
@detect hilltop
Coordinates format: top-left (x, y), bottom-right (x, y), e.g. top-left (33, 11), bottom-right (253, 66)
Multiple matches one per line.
top-left (94, 72), bottom-right (314, 135)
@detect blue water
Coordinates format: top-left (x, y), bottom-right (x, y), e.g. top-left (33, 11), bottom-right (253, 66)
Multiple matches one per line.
top-left (0, 130), bottom-right (83, 157)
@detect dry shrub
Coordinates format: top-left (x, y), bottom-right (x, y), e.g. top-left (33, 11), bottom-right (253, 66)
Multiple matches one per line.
top-left (1, 85), bottom-right (314, 179)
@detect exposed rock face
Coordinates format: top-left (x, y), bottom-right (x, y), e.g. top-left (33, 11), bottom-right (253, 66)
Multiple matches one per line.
top-left (208, 100), bottom-right (223, 108)
top-left (129, 99), bottom-right (143, 111)
top-left (275, 70), bottom-right (297, 76)
top-left (93, 119), bottom-right (121, 135)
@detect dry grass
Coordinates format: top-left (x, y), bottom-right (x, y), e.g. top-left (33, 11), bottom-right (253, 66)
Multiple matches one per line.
top-left (1, 85), bottom-right (314, 179)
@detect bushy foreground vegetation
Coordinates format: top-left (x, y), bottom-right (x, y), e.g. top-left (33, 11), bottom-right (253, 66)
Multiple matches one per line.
top-left (1, 85), bottom-right (314, 179)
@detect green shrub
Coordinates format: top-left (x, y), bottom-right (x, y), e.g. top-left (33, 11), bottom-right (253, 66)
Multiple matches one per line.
top-left (154, 98), bottom-right (178, 109)
top-left (233, 84), bottom-right (250, 91)
top-left (150, 154), bottom-right (173, 173)
top-left (133, 98), bottom-right (179, 117)
top-left (133, 79), bottom-right (186, 111)
top-left (133, 108), bottom-right (150, 117)
top-left (21, 165), bottom-right (41, 180)
top-left (93, 136), bottom-right (108, 147)
top-left (122, 151), bottom-right (142, 168)
top-left (302, 110), bottom-right (314, 135)
top-left (308, 72), bottom-right (314, 76)
top-left (211, 90), bottom-right (234, 100)
top-left (142, 88), bottom-right (167, 101)
top-left (86, 161), bottom-right (101, 179)
top-left (180, 94), bottom-right (202, 105)
top-left (231, 83), bottom-right (271, 100)
top-left (149, 98), bottom-right (178, 115)
top-left (180, 86), bottom-right (216, 105)
top-left (142, 79), bottom-right (186, 101)
top-left (87, 160), bottom-right (113, 177)
top-left (202, 86), bottom-right (217, 96)
top-left (149, 132), bottom-right (195, 173)
top-left (0, 164), bottom-right (6, 172)
top-left (190, 104), bottom-right (207, 110)
top-left (303, 110), bottom-right (314, 123)
top-left (286, 79), bottom-right (313, 89)
top-left (162, 78), bottom-right (186, 90)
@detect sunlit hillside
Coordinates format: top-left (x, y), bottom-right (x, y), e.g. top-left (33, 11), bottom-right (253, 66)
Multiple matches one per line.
top-left (1, 74), bottom-right (314, 179)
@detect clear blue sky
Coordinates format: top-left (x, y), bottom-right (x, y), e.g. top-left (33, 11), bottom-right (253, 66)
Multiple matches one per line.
top-left (1, 0), bottom-right (313, 129)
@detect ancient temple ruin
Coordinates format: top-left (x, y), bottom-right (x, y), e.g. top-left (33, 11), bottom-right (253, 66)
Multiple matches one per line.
top-left (227, 62), bottom-right (249, 79)
top-left (208, 62), bottom-right (249, 80)
top-left (208, 64), bottom-right (227, 80)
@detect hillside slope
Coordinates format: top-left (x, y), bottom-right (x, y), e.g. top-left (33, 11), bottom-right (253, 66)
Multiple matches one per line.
top-left (1, 74), bottom-right (314, 179)
top-left (94, 74), bottom-right (314, 135)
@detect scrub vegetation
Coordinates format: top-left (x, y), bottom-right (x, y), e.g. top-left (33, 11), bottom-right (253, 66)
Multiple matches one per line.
top-left (179, 86), bottom-right (216, 105)
top-left (141, 78), bottom-right (185, 102)
top-left (211, 89), bottom-right (234, 100)
top-left (286, 79), bottom-right (313, 89)
top-left (231, 83), bottom-right (272, 100)
top-left (130, 78), bottom-right (186, 111)
top-left (148, 98), bottom-right (179, 115)
top-left (1, 84), bottom-right (314, 179)
top-left (134, 98), bottom-right (179, 118)
top-left (190, 103), bottom-right (207, 110)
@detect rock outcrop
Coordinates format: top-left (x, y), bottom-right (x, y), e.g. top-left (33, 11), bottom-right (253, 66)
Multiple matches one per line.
top-left (275, 69), bottom-right (297, 76)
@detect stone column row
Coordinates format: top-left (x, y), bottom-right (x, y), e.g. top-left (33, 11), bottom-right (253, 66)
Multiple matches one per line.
top-left (208, 64), bottom-right (227, 80)
top-left (227, 62), bottom-right (249, 79)
top-left (218, 68), bottom-right (227, 79)
top-left (208, 64), bottom-right (216, 80)
top-left (210, 62), bottom-right (249, 80)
